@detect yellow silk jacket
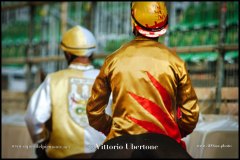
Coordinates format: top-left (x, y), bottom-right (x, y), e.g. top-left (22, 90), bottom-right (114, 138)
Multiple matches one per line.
top-left (25, 63), bottom-right (107, 158)
top-left (87, 36), bottom-right (199, 147)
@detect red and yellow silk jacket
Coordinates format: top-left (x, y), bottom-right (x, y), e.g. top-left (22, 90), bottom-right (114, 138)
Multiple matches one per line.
top-left (87, 35), bottom-right (199, 148)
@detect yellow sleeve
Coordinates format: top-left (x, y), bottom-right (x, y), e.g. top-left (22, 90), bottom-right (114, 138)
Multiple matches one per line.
top-left (86, 61), bottom-right (112, 136)
top-left (176, 63), bottom-right (199, 137)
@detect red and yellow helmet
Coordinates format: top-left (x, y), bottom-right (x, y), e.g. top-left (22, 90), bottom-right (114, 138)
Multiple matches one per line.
top-left (131, 2), bottom-right (168, 38)
top-left (60, 25), bottom-right (96, 57)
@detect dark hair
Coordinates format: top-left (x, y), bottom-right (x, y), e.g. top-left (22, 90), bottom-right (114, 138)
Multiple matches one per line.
top-left (64, 52), bottom-right (78, 65)
top-left (64, 51), bottom-right (94, 65)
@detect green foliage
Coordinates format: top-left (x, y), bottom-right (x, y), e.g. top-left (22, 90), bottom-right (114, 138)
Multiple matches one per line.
top-left (104, 37), bottom-right (133, 53)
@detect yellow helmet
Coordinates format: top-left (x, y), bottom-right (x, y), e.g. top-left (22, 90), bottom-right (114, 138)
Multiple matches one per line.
top-left (60, 25), bottom-right (96, 57)
top-left (131, 2), bottom-right (168, 38)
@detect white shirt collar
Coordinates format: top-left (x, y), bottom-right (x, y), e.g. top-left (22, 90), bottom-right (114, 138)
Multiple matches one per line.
top-left (69, 63), bottom-right (94, 71)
